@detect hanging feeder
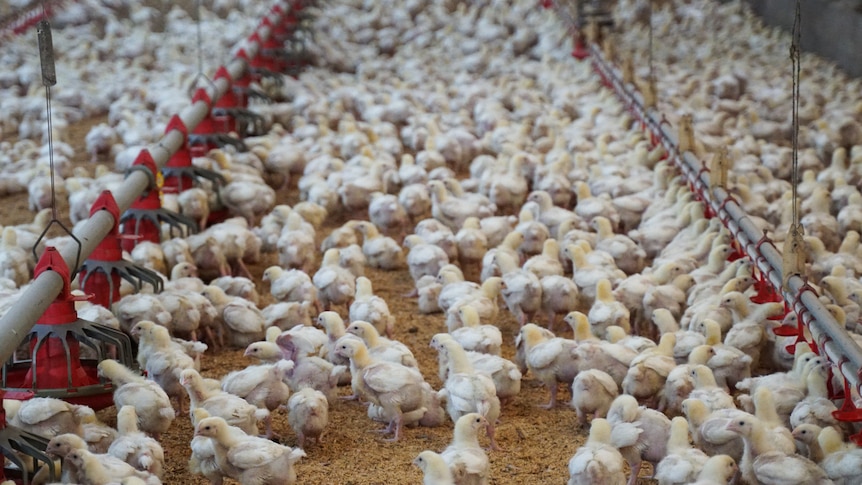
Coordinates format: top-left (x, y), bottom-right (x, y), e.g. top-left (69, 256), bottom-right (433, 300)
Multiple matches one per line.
top-left (830, 361), bottom-right (862, 446)
top-left (119, 149), bottom-right (198, 252)
top-left (1, 248), bottom-right (135, 412)
top-left (161, 114), bottom-right (231, 226)
top-left (187, 89), bottom-right (247, 153)
top-left (571, 30), bottom-right (589, 60)
top-left (247, 30), bottom-right (288, 79)
top-left (164, 115), bottom-right (231, 192)
top-left (78, 191), bottom-right (163, 309)
top-left (232, 48), bottom-right (276, 108)
top-left (211, 66), bottom-right (268, 138)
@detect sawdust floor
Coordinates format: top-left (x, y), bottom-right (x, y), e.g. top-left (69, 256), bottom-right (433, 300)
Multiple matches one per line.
top-left (0, 117), bottom-right (666, 484)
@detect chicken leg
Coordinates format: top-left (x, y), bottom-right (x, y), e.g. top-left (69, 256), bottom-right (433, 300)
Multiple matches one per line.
top-left (539, 384), bottom-right (559, 410)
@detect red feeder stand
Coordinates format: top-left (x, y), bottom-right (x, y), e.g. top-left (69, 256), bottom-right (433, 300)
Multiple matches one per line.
top-left (571, 30), bottom-right (590, 60)
top-left (160, 114), bottom-right (230, 227)
top-left (0, 248), bottom-right (135, 413)
top-left (119, 149), bottom-right (198, 252)
top-left (162, 114), bottom-right (229, 192)
top-left (78, 191), bottom-right (163, 309)
top-left (232, 47), bottom-right (277, 110)
top-left (187, 89), bottom-right (247, 153)
top-left (211, 65), bottom-right (267, 138)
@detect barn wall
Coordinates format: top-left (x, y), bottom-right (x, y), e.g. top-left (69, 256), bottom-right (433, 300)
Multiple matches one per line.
top-left (745, 0), bottom-right (862, 78)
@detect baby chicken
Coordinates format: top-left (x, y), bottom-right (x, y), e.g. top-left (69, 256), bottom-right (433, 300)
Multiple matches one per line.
top-left (286, 387), bottom-right (329, 448)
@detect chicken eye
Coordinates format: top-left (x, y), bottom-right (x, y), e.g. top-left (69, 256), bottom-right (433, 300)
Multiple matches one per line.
top-left (738, 421), bottom-right (744, 426)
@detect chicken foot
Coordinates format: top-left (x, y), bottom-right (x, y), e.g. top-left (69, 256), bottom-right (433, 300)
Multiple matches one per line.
top-left (381, 413), bottom-right (405, 442)
top-left (486, 422), bottom-right (502, 451)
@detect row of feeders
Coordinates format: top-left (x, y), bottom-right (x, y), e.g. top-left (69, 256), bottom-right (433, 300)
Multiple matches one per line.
top-left (0, 2), bottom-right (314, 481)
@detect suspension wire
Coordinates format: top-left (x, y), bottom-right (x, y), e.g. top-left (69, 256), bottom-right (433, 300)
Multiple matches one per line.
top-left (790, 0), bottom-right (801, 225)
top-left (37, 4), bottom-right (58, 222)
top-left (647, 0), bottom-right (654, 80)
top-left (196, 0), bottom-right (203, 76)
top-left (44, 85), bottom-right (57, 218)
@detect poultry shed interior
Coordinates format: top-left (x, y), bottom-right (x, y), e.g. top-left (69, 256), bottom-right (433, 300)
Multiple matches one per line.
top-left (0, 0), bottom-right (861, 483)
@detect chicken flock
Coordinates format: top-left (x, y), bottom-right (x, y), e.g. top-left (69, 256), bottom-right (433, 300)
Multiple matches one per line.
top-left (0, 0), bottom-right (862, 484)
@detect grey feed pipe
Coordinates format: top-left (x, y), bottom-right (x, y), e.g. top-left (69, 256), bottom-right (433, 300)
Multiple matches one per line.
top-left (0, 3), bottom-right (286, 367)
top-left (586, 40), bottom-right (862, 395)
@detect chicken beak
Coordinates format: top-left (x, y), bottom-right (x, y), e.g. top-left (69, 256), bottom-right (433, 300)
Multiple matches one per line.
top-left (724, 422), bottom-right (738, 432)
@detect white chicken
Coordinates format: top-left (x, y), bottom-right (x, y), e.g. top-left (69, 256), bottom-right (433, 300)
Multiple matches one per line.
top-left (404, 234), bottom-right (450, 288)
top-left (522, 238), bottom-right (564, 279)
top-left (107, 405), bottom-right (166, 478)
top-left (313, 248), bottom-right (357, 312)
top-left (414, 450), bottom-right (456, 485)
top-left (348, 276), bottom-right (395, 338)
top-left (129, 320), bottom-right (197, 413)
top-left (567, 418), bottom-right (626, 485)
top-left (500, 263), bottom-right (543, 326)
top-left (96, 359), bottom-right (175, 439)
top-left (219, 172), bottom-right (276, 225)
top-left (517, 324), bottom-right (579, 408)
top-left (432, 333), bottom-right (521, 406)
top-left (570, 369), bottom-right (619, 428)
top-left (263, 266), bottom-right (320, 310)
top-left (725, 413), bottom-right (831, 485)
top-left (276, 212), bottom-right (318, 273)
top-left (449, 305), bottom-right (503, 356)
top-left (540, 274), bottom-right (580, 331)
top-left (455, 216), bottom-right (488, 276)
top-left (334, 338), bottom-right (426, 441)
top-left (194, 416), bottom-right (305, 485)
top-left (180, 368), bottom-right (268, 436)
top-left (654, 416), bottom-right (709, 485)
top-left (588, 278), bottom-right (631, 336)
top-left (357, 221), bottom-right (404, 270)
top-left (202, 285), bottom-right (266, 348)
top-left (286, 387), bottom-right (329, 448)
top-left (429, 179), bottom-right (494, 232)
top-left (368, 191), bottom-right (409, 239)
top-left (435, 337), bottom-right (501, 450)
top-left (606, 394), bottom-right (671, 485)
top-left (592, 215), bottom-right (645, 275)
top-left (220, 360), bottom-right (293, 438)
top-left (346, 320), bottom-right (418, 368)
top-left (440, 413), bottom-right (492, 485)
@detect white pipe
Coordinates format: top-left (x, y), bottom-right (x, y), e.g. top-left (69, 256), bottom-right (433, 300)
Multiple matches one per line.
top-left (0, 2), bottom-right (287, 367)
top-left (581, 26), bottom-right (862, 394)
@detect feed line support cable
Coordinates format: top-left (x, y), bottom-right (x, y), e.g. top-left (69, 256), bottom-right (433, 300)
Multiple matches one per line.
top-left (553, 3), bottom-right (862, 397)
top-left (0, 0), bottom-right (290, 367)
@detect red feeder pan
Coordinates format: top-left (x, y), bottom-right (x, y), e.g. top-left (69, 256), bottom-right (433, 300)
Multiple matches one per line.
top-left (1, 248), bottom-right (135, 411)
top-left (0, 388), bottom-right (58, 484)
top-left (79, 191), bottom-right (164, 309)
top-left (572, 32), bottom-right (589, 60)
top-left (119, 149), bottom-right (198, 251)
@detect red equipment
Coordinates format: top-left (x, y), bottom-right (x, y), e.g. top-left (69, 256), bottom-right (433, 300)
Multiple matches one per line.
top-left (0, 248), bottom-right (135, 411)
top-left (78, 191), bottom-right (163, 309)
